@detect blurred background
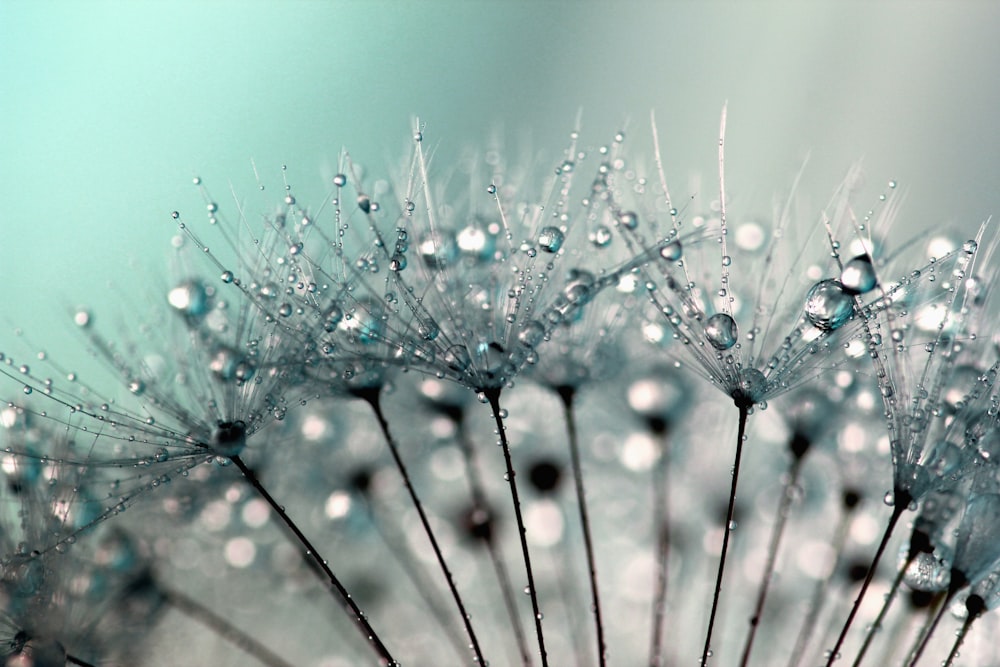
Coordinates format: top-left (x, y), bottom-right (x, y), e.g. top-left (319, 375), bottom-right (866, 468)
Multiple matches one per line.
top-left (2, 0), bottom-right (998, 350)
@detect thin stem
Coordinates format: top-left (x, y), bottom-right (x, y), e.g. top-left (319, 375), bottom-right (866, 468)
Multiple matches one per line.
top-left (455, 413), bottom-right (533, 667)
top-left (557, 386), bottom-right (607, 667)
top-left (943, 594), bottom-right (984, 667)
top-left (786, 491), bottom-right (859, 667)
top-left (229, 454), bottom-right (397, 666)
top-left (701, 404), bottom-right (750, 666)
top-left (484, 386), bottom-right (549, 667)
top-left (824, 496), bottom-right (908, 667)
top-left (357, 388), bottom-right (487, 666)
top-left (904, 588), bottom-right (954, 667)
top-left (649, 425), bottom-right (672, 667)
top-left (738, 454), bottom-right (805, 667)
top-left (162, 585), bottom-right (296, 667)
top-left (358, 494), bottom-right (472, 664)
top-left (850, 553), bottom-right (912, 667)
top-left (66, 656), bottom-right (97, 667)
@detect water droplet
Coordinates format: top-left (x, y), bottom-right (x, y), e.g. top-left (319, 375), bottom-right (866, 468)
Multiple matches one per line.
top-left (840, 254), bottom-right (877, 294)
top-left (168, 280), bottom-right (210, 318)
top-left (590, 225), bottom-right (612, 248)
top-left (705, 313), bottom-right (738, 350)
top-left (659, 240), bottom-right (682, 261)
top-left (332, 174), bottom-right (347, 187)
top-left (357, 194), bottom-right (371, 214)
top-left (278, 303), bottom-right (293, 318)
top-left (804, 279), bottom-right (854, 331)
top-left (963, 240), bottom-right (978, 254)
top-left (220, 270), bottom-right (234, 284)
top-left (486, 184), bottom-right (497, 194)
top-left (538, 227), bottom-right (565, 253)
top-left (619, 211), bottom-right (639, 230)
top-left (884, 491), bottom-right (895, 506)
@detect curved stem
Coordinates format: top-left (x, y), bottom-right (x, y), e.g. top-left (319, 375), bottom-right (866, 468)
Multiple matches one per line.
top-left (824, 498), bottom-right (907, 667)
top-left (738, 454), bottom-right (804, 667)
top-left (161, 584), bottom-right (296, 667)
top-left (229, 454), bottom-right (397, 666)
top-left (786, 492), bottom-right (858, 667)
top-left (904, 589), bottom-right (954, 667)
top-left (701, 404), bottom-right (750, 666)
top-left (455, 414), bottom-right (533, 666)
top-left (357, 388), bottom-right (487, 666)
top-left (358, 494), bottom-right (471, 663)
top-left (484, 386), bottom-right (549, 667)
top-left (66, 656), bottom-right (97, 667)
top-left (943, 596), bottom-right (983, 667)
top-left (557, 386), bottom-right (607, 667)
top-left (649, 427), bottom-right (672, 667)
top-left (851, 554), bottom-right (912, 667)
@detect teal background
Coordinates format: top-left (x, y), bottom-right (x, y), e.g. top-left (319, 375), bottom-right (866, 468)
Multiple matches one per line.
top-left (2, 1), bottom-right (999, 355)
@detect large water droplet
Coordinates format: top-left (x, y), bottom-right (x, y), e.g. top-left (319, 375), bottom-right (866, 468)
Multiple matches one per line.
top-left (804, 279), bottom-right (854, 331)
top-left (840, 254), bottom-right (877, 295)
top-left (659, 240), bottom-right (682, 261)
top-left (538, 227), bottom-right (565, 253)
top-left (705, 313), bottom-right (738, 350)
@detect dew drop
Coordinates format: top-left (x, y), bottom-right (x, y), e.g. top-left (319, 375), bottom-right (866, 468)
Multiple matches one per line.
top-left (332, 174), bottom-right (347, 187)
top-left (590, 225), bottom-right (612, 248)
top-left (619, 211), bottom-right (639, 230)
top-left (220, 270), bottom-right (234, 284)
top-left (840, 254), bottom-right (877, 295)
top-left (538, 227), bottom-right (565, 253)
top-left (804, 279), bottom-right (854, 331)
top-left (659, 240), bottom-right (683, 261)
top-left (705, 313), bottom-right (738, 351)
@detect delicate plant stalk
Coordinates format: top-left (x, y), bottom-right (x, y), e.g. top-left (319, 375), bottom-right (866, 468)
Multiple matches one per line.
top-left (358, 494), bottom-right (472, 663)
top-left (229, 455), bottom-right (397, 665)
top-left (701, 404), bottom-right (750, 666)
top-left (904, 588), bottom-right (953, 667)
top-left (162, 584), bottom-right (297, 667)
top-left (556, 386), bottom-right (607, 667)
top-left (739, 454), bottom-right (805, 667)
top-left (943, 593), bottom-right (986, 667)
top-left (824, 495), bottom-right (909, 667)
top-left (850, 555), bottom-right (912, 667)
top-left (484, 387), bottom-right (549, 667)
top-left (455, 413), bottom-right (533, 667)
top-left (356, 387), bottom-right (487, 666)
top-left (649, 426), bottom-right (672, 667)
top-left (787, 491), bottom-right (859, 667)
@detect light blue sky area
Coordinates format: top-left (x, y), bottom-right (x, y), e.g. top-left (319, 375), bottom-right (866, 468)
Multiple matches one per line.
top-left (1, 1), bottom-right (998, 359)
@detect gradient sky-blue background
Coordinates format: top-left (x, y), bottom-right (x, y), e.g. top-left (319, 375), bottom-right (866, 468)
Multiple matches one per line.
top-left (2, 1), bottom-right (998, 355)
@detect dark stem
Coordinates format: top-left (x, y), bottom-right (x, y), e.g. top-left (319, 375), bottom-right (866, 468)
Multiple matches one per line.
top-left (904, 587), bottom-right (956, 667)
top-left (701, 403), bottom-right (750, 666)
top-left (162, 584), bottom-right (296, 667)
top-left (484, 386), bottom-right (549, 667)
top-left (230, 454), bottom-right (397, 666)
top-left (943, 594), bottom-right (984, 667)
top-left (850, 551), bottom-right (913, 667)
top-left (786, 490), bottom-right (860, 667)
top-left (358, 494), bottom-right (472, 663)
top-left (738, 453), bottom-right (805, 667)
top-left (66, 656), bottom-right (97, 667)
top-left (356, 387), bottom-right (487, 666)
top-left (556, 386), bottom-right (607, 667)
top-left (824, 495), bottom-right (909, 667)
top-left (455, 413), bottom-right (533, 667)
top-left (649, 425), bottom-right (672, 667)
